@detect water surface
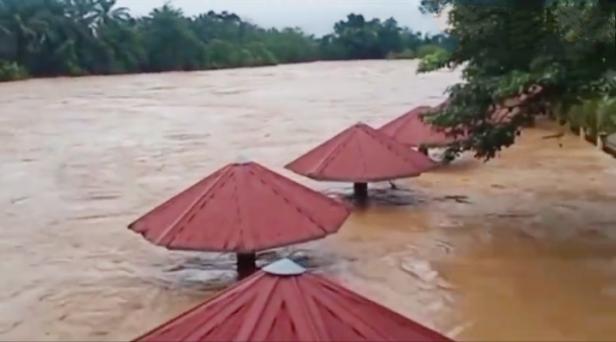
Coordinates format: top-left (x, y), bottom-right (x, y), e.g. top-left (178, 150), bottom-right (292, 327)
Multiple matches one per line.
top-left (1, 60), bottom-right (615, 341)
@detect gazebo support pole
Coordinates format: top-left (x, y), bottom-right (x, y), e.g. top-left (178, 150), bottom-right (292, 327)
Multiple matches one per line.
top-left (418, 145), bottom-right (429, 156)
top-left (237, 252), bottom-right (257, 280)
top-left (353, 182), bottom-right (368, 200)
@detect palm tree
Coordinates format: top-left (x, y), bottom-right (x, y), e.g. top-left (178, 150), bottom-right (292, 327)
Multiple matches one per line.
top-left (63, 0), bottom-right (98, 34)
top-left (94, 0), bottom-right (129, 26)
top-left (0, 0), bottom-right (52, 63)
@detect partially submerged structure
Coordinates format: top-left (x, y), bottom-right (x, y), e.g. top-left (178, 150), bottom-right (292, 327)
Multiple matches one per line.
top-left (128, 162), bottom-right (350, 278)
top-left (285, 123), bottom-right (435, 200)
top-left (135, 259), bottom-right (452, 342)
top-left (379, 105), bottom-right (458, 152)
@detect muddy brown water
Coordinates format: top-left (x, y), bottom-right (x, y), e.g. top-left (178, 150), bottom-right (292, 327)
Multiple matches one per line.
top-left (1, 60), bottom-right (616, 341)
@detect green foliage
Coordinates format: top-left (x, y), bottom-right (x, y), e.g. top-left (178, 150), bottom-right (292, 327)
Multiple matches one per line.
top-left (205, 40), bottom-right (240, 68)
top-left (246, 42), bottom-right (278, 66)
top-left (263, 28), bottom-right (318, 63)
top-left (0, 60), bottom-right (27, 81)
top-left (420, 0), bottom-right (616, 159)
top-left (564, 97), bottom-right (616, 137)
top-left (319, 34), bottom-right (348, 60)
top-left (140, 5), bottom-right (207, 72)
top-left (415, 44), bottom-right (444, 59)
top-left (597, 98), bottom-right (616, 133)
top-left (582, 99), bottom-right (600, 137)
top-left (320, 14), bottom-right (455, 60)
top-left (0, 0), bottom-right (455, 79)
top-left (417, 47), bottom-right (449, 72)
top-left (387, 49), bottom-right (416, 60)
top-left (566, 103), bottom-right (584, 129)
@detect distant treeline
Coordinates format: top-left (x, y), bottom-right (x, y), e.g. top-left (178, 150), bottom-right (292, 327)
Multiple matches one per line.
top-left (0, 0), bottom-right (455, 81)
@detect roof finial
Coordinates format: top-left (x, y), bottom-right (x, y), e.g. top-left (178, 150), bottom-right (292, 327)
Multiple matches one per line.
top-left (262, 258), bottom-right (306, 276)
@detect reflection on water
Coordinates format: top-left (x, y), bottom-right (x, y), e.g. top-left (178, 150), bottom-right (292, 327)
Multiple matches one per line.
top-left (1, 60), bottom-right (615, 341)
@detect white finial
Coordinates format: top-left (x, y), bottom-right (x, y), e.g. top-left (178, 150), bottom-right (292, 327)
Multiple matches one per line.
top-left (262, 258), bottom-right (306, 276)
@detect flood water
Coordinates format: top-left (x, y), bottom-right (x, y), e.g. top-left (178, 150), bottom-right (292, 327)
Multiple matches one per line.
top-left (1, 60), bottom-right (616, 341)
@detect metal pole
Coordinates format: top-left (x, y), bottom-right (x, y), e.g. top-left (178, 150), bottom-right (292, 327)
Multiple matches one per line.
top-left (353, 182), bottom-right (368, 200)
top-left (418, 145), bottom-right (429, 156)
top-left (237, 252), bottom-right (257, 280)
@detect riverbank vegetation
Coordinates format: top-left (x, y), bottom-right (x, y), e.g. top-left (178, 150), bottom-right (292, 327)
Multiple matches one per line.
top-left (0, 0), bottom-right (454, 81)
top-left (564, 98), bottom-right (616, 143)
top-left (418, 0), bottom-right (615, 159)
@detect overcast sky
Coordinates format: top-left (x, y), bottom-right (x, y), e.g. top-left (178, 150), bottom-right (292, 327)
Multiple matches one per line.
top-left (116, 0), bottom-right (444, 36)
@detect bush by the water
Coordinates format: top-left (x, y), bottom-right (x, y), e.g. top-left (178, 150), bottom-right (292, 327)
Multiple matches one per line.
top-left (415, 44), bottom-right (446, 59)
top-left (0, 61), bottom-right (27, 82)
top-left (417, 48), bottom-right (450, 73)
top-left (419, 2), bottom-right (614, 159)
top-left (598, 98), bottom-right (616, 134)
top-left (561, 97), bottom-right (616, 139)
top-left (387, 49), bottom-right (416, 60)
top-left (0, 0), bottom-right (455, 80)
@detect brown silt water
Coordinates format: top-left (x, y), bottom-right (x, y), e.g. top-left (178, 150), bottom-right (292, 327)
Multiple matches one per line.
top-left (1, 60), bottom-right (615, 341)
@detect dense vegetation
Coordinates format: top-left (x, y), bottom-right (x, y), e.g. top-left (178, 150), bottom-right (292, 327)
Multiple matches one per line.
top-left (0, 0), bottom-right (454, 81)
top-left (418, 0), bottom-right (616, 159)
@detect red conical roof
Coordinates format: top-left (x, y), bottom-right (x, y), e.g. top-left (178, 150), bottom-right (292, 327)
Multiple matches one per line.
top-left (128, 162), bottom-right (350, 253)
top-left (135, 259), bottom-right (452, 342)
top-left (285, 123), bottom-right (435, 183)
top-left (379, 106), bottom-right (457, 147)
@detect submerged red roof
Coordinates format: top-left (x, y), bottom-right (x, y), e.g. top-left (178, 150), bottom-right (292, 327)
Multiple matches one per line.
top-left (379, 106), bottom-right (457, 147)
top-left (135, 259), bottom-right (452, 342)
top-left (285, 122), bottom-right (435, 182)
top-left (128, 162), bottom-right (350, 253)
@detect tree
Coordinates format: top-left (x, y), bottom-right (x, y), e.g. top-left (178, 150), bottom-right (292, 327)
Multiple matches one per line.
top-left (331, 14), bottom-right (382, 59)
top-left (246, 41), bottom-right (278, 66)
top-left (94, 0), bottom-right (130, 26)
top-left (263, 28), bottom-right (318, 63)
top-left (0, 1), bottom-right (456, 80)
top-left (377, 18), bottom-right (403, 56)
top-left (0, 0), bottom-right (53, 65)
top-left (97, 17), bottom-right (145, 73)
top-left (419, 0), bottom-right (616, 159)
top-left (140, 5), bottom-right (206, 72)
top-left (205, 39), bottom-right (241, 68)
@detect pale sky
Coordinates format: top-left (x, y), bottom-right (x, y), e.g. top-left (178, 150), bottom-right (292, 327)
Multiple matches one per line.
top-left (116, 0), bottom-right (444, 36)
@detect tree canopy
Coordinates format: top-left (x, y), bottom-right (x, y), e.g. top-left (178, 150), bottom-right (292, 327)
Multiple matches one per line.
top-left (419, 0), bottom-right (616, 159)
top-left (0, 0), bottom-right (454, 80)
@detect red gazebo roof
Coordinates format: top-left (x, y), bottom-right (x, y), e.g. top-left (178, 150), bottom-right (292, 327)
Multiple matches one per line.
top-left (285, 123), bottom-right (435, 183)
top-left (128, 162), bottom-right (350, 253)
top-left (135, 259), bottom-right (452, 342)
top-left (379, 106), bottom-right (457, 147)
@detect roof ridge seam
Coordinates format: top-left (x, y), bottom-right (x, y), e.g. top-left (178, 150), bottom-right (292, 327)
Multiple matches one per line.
top-left (313, 128), bottom-right (355, 176)
top-left (155, 167), bottom-right (233, 245)
top-left (360, 125), bottom-right (417, 165)
top-left (246, 168), bottom-right (330, 235)
top-left (231, 167), bottom-right (246, 251)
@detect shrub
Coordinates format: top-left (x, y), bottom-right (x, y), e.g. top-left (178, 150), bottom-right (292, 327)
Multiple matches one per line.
top-left (205, 40), bottom-right (241, 68)
top-left (417, 48), bottom-right (450, 73)
top-left (415, 44), bottom-right (444, 58)
top-left (247, 42), bottom-right (278, 66)
top-left (566, 98), bottom-right (616, 137)
top-left (597, 97), bottom-right (616, 134)
top-left (0, 61), bottom-right (28, 82)
top-left (567, 103), bottom-right (584, 130)
top-left (386, 49), bottom-right (416, 59)
top-left (582, 98), bottom-right (600, 137)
